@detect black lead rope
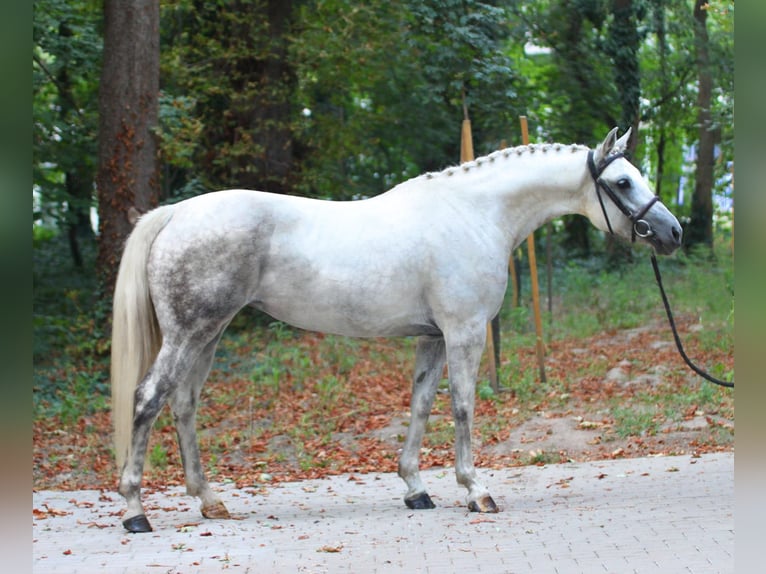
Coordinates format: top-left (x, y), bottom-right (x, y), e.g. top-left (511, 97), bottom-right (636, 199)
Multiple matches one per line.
top-left (650, 253), bottom-right (734, 388)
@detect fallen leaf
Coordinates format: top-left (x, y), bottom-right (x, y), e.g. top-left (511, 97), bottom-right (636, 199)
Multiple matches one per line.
top-left (578, 420), bottom-right (603, 429)
top-left (469, 517), bottom-right (496, 524)
top-left (317, 544), bottom-right (343, 553)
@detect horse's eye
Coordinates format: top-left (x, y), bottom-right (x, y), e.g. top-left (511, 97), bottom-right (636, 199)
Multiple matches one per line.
top-left (616, 178), bottom-right (631, 190)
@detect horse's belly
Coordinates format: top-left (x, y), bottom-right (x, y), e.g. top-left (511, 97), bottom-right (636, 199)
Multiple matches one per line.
top-left (250, 280), bottom-right (438, 338)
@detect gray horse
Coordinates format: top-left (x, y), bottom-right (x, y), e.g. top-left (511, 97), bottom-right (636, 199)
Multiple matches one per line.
top-left (111, 128), bottom-right (682, 532)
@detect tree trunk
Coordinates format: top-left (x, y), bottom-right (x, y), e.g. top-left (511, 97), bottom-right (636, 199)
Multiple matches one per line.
top-left (687, 0), bottom-right (714, 251)
top-left (191, 0), bottom-right (297, 194)
top-left (96, 0), bottom-right (160, 295)
top-left (605, 0), bottom-right (640, 266)
top-left (652, 0), bottom-right (668, 201)
top-left (610, 0), bottom-right (641, 150)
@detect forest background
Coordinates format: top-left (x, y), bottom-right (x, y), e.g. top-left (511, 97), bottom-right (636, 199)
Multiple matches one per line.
top-left (32, 0), bottom-right (734, 488)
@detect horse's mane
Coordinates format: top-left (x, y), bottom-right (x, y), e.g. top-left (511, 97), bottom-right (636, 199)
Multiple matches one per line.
top-left (416, 143), bottom-right (590, 182)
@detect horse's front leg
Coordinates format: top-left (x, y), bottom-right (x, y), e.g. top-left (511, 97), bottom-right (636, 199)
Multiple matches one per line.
top-left (446, 325), bottom-right (499, 513)
top-left (398, 336), bottom-right (446, 509)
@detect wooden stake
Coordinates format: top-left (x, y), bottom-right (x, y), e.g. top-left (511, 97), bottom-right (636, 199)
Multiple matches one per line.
top-left (519, 116), bottom-right (547, 383)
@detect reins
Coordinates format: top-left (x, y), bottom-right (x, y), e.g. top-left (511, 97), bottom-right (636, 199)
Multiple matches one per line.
top-left (588, 150), bottom-right (734, 389)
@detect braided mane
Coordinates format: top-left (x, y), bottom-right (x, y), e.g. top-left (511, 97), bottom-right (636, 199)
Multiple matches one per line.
top-left (418, 143), bottom-right (590, 181)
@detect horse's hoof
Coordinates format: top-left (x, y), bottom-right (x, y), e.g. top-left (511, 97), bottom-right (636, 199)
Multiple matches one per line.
top-left (405, 492), bottom-right (436, 510)
top-left (123, 514), bottom-right (153, 533)
top-left (468, 495), bottom-right (499, 513)
top-left (201, 501), bottom-right (231, 520)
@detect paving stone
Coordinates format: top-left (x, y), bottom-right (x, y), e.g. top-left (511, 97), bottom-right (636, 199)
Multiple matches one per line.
top-left (33, 453), bottom-right (733, 573)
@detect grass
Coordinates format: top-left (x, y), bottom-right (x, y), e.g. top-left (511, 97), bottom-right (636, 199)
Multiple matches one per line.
top-left (611, 405), bottom-right (660, 438)
top-left (502, 242), bottom-right (734, 345)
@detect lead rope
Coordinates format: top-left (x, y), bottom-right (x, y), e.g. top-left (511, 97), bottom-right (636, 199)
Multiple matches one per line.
top-left (650, 254), bottom-right (734, 388)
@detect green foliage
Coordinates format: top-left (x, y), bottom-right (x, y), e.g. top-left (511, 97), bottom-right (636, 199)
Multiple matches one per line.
top-left (519, 240), bottom-right (733, 343)
top-left (159, 0), bottom-right (298, 194)
top-left (33, 0), bottom-right (101, 231)
top-left (33, 231), bottom-right (111, 420)
top-left (33, 0), bottom-right (732, 257)
top-left (291, 0), bottom-right (518, 199)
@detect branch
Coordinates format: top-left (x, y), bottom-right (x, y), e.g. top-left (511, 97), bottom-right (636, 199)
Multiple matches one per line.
top-left (641, 64), bottom-right (695, 122)
top-left (33, 52), bottom-right (83, 117)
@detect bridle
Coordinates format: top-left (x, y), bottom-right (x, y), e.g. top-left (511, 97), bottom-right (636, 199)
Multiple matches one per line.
top-left (586, 149), bottom-right (734, 389)
top-left (587, 150), bottom-right (660, 243)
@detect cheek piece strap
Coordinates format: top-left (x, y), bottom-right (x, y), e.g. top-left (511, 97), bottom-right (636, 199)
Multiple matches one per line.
top-left (587, 150), bottom-right (660, 243)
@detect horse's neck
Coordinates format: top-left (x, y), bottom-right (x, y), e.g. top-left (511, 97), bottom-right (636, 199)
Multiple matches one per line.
top-left (430, 145), bottom-right (591, 249)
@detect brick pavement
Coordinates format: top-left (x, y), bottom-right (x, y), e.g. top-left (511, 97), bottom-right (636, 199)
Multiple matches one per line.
top-left (33, 452), bottom-right (733, 573)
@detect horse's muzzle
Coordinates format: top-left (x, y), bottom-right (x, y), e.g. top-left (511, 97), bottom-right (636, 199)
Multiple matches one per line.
top-left (647, 222), bottom-right (682, 255)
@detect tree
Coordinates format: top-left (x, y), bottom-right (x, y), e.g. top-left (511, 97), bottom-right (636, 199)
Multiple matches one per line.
top-left (159, 0), bottom-right (299, 196)
top-left (512, 0), bottom-right (620, 256)
top-left (95, 0), bottom-right (160, 293)
top-left (641, 0), bottom-right (695, 204)
top-left (290, 0), bottom-right (518, 199)
top-left (686, 0), bottom-right (716, 250)
top-left (33, 0), bottom-right (102, 267)
top-left (608, 0), bottom-right (642, 152)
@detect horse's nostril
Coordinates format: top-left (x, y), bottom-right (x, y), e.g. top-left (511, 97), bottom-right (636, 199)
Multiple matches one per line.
top-left (672, 226), bottom-right (682, 243)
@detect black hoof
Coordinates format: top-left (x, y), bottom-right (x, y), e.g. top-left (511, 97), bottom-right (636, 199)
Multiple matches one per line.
top-left (123, 514), bottom-right (153, 533)
top-left (405, 492), bottom-right (436, 510)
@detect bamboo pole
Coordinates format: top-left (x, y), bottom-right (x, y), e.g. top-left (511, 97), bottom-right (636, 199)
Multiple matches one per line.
top-left (519, 116), bottom-right (547, 383)
top-left (460, 115), bottom-right (499, 391)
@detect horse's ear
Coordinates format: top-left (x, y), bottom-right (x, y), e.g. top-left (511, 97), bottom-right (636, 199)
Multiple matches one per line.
top-left (614, 127), bottom-right (632, 153)
top-left (593, 127), bottom-right (620, 164)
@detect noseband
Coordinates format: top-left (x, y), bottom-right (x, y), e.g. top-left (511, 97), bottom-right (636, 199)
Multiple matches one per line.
top-left (587, 150), bottom-right (660, 243)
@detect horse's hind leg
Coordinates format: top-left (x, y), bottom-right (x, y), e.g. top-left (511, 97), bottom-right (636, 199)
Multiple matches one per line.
top-left (398, 336), bottom-right (446, 509)
top-left (119, 338), bottom-right (220, 532)
top-left (118, 343), bottom-right (193, 532)
top-left (169, 330), bottom-right (231, 521)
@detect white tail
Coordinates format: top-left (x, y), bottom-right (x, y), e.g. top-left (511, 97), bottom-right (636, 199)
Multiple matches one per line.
top-left (111, 205), bottom-right (174, 471)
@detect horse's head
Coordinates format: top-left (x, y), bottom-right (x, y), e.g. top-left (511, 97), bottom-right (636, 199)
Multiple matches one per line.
top-left (584, 127), bottom-right (682, 255)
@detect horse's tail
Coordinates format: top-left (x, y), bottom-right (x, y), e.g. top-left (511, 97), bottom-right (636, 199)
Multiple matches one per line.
top-left (111, 205), bottom-right (175, 471)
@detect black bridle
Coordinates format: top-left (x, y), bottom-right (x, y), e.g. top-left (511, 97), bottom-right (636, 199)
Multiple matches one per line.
top-left (587, 149), bottom-right (660, 243)
top-left (586, 149), bottom-right (733, 389)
